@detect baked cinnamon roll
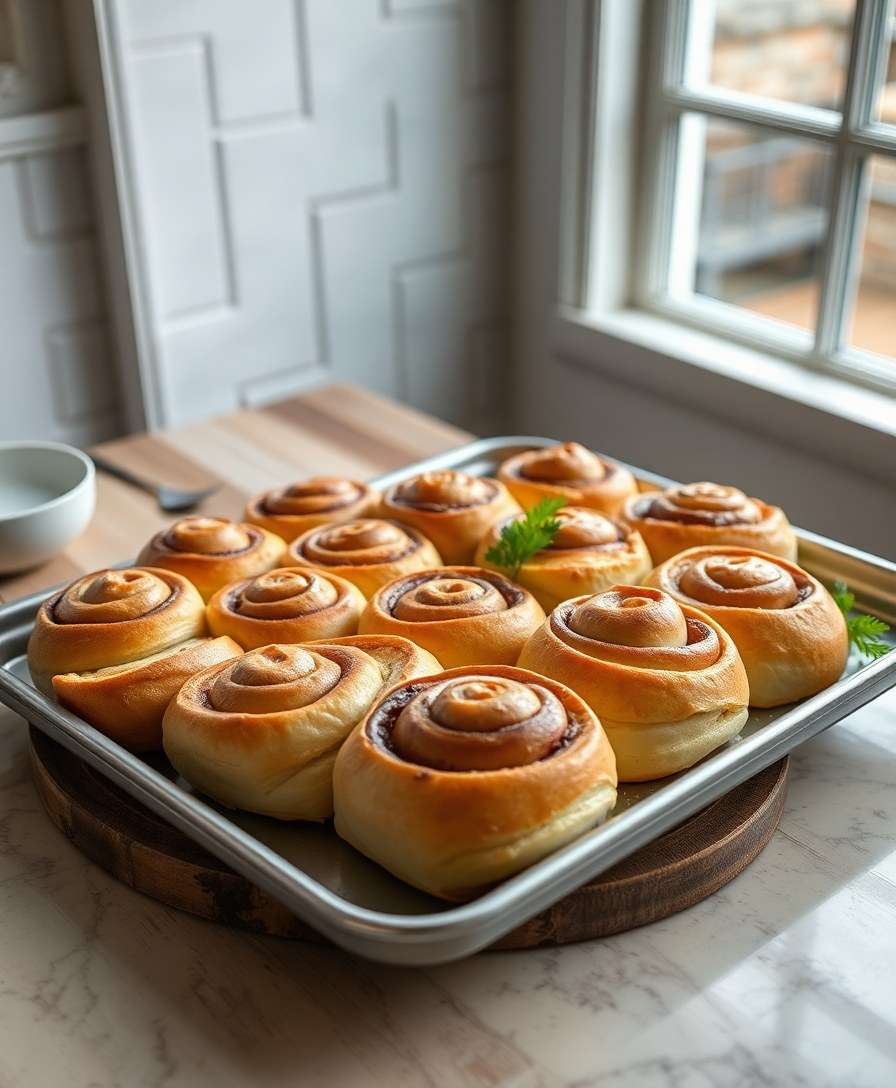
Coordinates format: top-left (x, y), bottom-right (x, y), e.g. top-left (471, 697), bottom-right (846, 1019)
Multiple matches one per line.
top-left (137, 516), bottom-right (285, 601)
top-left (163, 637), bottom-right (440, 820)
top-left (359, 567), bottom-right (545, 667)
top-left (286, 518), bottom-right (442, 597)
top-left (27, 566), bottom-right (233, 749)
top-left (475, 507), bottom-right (652, 611)
top-left (381, 470), bottom-right (520, 563)
top-left (518, 585), bottom-right (749, 781)
top-left (245, 477), bottom-right (378, 542)
top-left (28, 567), bottom-right (207, 695)
top-left (623, 482), bottom-right (796, 564)
top-left (207, 567), bottom-right (365, 649)
top-left (645, 546), bottom-right (848, 707)
top-left (334, 665), bottom-right (617, 900)
top-left (498, 442), bottom-right (638, 516)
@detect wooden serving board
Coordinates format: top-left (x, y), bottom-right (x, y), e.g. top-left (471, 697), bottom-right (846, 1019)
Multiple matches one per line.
top-left (29, 727), bottom-right (788, 949)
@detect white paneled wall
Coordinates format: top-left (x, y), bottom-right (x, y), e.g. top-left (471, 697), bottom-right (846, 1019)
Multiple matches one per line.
top-left (101, 0), bottom-right (511, 430)
top-left (0, 0), bottom-right (121, 445)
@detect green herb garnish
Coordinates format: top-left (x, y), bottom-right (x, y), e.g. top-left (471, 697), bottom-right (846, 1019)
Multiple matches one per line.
top-left (485, 497), bottom-right (566, 580)
top-left (832, 581), bottom-right (891, 660)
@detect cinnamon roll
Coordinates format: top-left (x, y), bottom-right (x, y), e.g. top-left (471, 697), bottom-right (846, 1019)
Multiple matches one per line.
top-left (28, 567), bottom-right (207, 696)
top-left (381, 470), bottom-right (520, 563)
top-left (498, 442), bottom-right (638, 516)
top-left (623, 482), bottom-right (796, 564)
top-left (137, 516), bottom-right (285, 601)
top-left (27, 566), bottom-right (233, 749)
top-left (286, 518), bottom-right (442, 597)
top-left (163, 637), bottom-right (439, 820)
top-left (475, 507), bottom-right (652, 611)
top-left (359, 567), bottom-right (545, 667)
top-left (207, 567), bottom-right (364, 649)
top-left (645, 546), bottom-right (848, 707)
top-left (245, 477), bottom-right (378, 542)
top-left (333, 665), bottom-right (617, 900)
top-left (518, 585), bottom-right (749, 781)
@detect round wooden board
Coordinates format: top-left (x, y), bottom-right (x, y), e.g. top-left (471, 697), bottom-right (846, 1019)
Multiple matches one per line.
top-left (29, 727), bottom-right (788, 951)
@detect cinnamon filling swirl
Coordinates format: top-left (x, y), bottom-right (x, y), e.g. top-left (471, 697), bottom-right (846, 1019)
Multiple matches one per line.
top-left (637, 483), bottom-right (763, 527)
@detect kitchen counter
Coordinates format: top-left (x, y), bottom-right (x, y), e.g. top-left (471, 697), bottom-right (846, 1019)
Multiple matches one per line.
top-left (1, 385), bottom-right (894, 1087)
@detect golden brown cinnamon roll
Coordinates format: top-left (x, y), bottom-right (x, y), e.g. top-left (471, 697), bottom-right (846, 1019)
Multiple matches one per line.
top-left (28, 568), bottom-right (207, 696)
top-left (207, 567), bottom-right (365, 649)
top-left (245, 477), bottom-right (378, 542)
top-left (359, 567), bottom-right (545, 667)
top-left (498, 442), bottom-right (638, 516)
top-left (645, 546), bottom-right (848, 707)
top-left (475, 507), bottom-right (652, 611)
top-left (137, 516), bottom-right (285, 601)
top-left (518, 585), bottom-right (749, 781)
top-left (333, 665), bottom-right (617, 900)
top-left (381, 470), bottom-right (520, 563)
top-left (623, 482), bottom-right (796, 564)
top-left (286, 518), bottom-right (442, 597)
top-left (163, 637), bottom-right (440, 820)
top-left (51, 636), bottom-right (242, 750)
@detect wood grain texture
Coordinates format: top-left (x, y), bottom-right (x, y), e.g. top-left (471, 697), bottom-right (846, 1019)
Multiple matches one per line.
top-left (29, 727), bottom-right (788, 949)
top-left (0, 382), bottom-right (470, 603)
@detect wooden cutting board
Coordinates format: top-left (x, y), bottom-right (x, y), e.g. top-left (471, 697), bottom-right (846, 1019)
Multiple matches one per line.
top-left (30, 727), bottom-right (788, 949)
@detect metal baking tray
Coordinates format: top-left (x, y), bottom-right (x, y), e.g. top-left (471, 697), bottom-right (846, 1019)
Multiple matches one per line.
top-left (0, 437), bottom-right (894, 965)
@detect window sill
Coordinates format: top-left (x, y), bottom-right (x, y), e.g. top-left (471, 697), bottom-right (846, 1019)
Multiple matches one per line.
top-left (552, 305), bottom-right (895, 487)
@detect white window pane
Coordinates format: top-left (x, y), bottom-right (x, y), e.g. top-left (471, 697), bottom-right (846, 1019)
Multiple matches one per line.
top-left (872, 1), bottom-right (896, 125)
top-left (684, 0), bottom-right (854, 111)
top-left (668, 115), bottom-right (833, 335)
top-left (847, 154), bottom-right (896, 361)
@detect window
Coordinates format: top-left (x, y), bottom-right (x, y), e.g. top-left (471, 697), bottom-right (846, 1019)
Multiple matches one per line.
top-left (632, 0), bottom-right (896, 394)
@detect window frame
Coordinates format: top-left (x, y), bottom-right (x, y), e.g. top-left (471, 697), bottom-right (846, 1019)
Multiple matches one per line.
top-left (631, 0), bottom-right (896, 395)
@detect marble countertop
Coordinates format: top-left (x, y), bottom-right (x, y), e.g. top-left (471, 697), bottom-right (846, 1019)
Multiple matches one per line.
top-left (1, 689), bottom-right (894, 1088)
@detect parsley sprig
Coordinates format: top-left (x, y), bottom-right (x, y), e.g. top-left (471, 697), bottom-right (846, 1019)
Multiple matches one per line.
top-left (485, 498), bottom-right (566, 580)
top-left (832, 581), bottom-right (891, 661)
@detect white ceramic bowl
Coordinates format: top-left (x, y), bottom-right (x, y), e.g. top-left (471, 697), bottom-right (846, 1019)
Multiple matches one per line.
top-left (0, 442), bottom-right (96, 575)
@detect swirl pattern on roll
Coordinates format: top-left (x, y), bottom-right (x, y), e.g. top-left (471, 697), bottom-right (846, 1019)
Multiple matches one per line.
top-left (498, 443), bottom-right (638, 517)
top-left (623, 480), bottom-right (797, 564)
top-left (245, 477), bottom-right (378, 542)
top-left (27, 567), bottom-right (207, 696)
top-left (391, 470), bottom-right (495, 510)
top-left (639, 483), bottom-right (762, 527)
top-left (518, 584), bottom-right (750, 780)
top-left (360, 567), bottom-right (545, 668)
top-left (555, 586), bottom-right (721, 671)
top-left (476, 507), bottom-right (653, 613)
top-left (335, 664), bottom-right (617, 900)
top-left (162, 640), bottom-right (429, 821)
top-left (382, 471), bottom-right (521, 564)
top-left (54, 568), bottom-right (180, 625)
top-left (546, 509), bottom-right (626, 550)
top-left (644, 546), bottom-right (847, 708)
top-left (206, 645), bottom-right (342, 714)
top-left (262, 478), bottom-right (366, 517)
top-left (207, 567), bottom-right (364, 649)
top-left (675, 553), bottom-right (806, 609)
top-left (137, 516), bottom-right (285, 601)
top-left (390, 572), bottom-right (508, 622)
top-left (388, 675), bottom-right (570, 771)
top-left (519, 442), bottom-right (609, 484)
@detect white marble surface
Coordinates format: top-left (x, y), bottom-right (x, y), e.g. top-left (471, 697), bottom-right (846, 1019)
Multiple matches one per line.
top-left (0, 691), bottom-right (894, 1088)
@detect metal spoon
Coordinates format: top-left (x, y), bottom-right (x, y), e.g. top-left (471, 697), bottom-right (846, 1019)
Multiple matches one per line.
top-left (91, 454), bottom-right (218, 513)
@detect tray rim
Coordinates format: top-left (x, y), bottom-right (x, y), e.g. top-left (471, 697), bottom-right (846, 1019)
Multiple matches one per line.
top-left (0, 434), bottom-right (894, 964)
